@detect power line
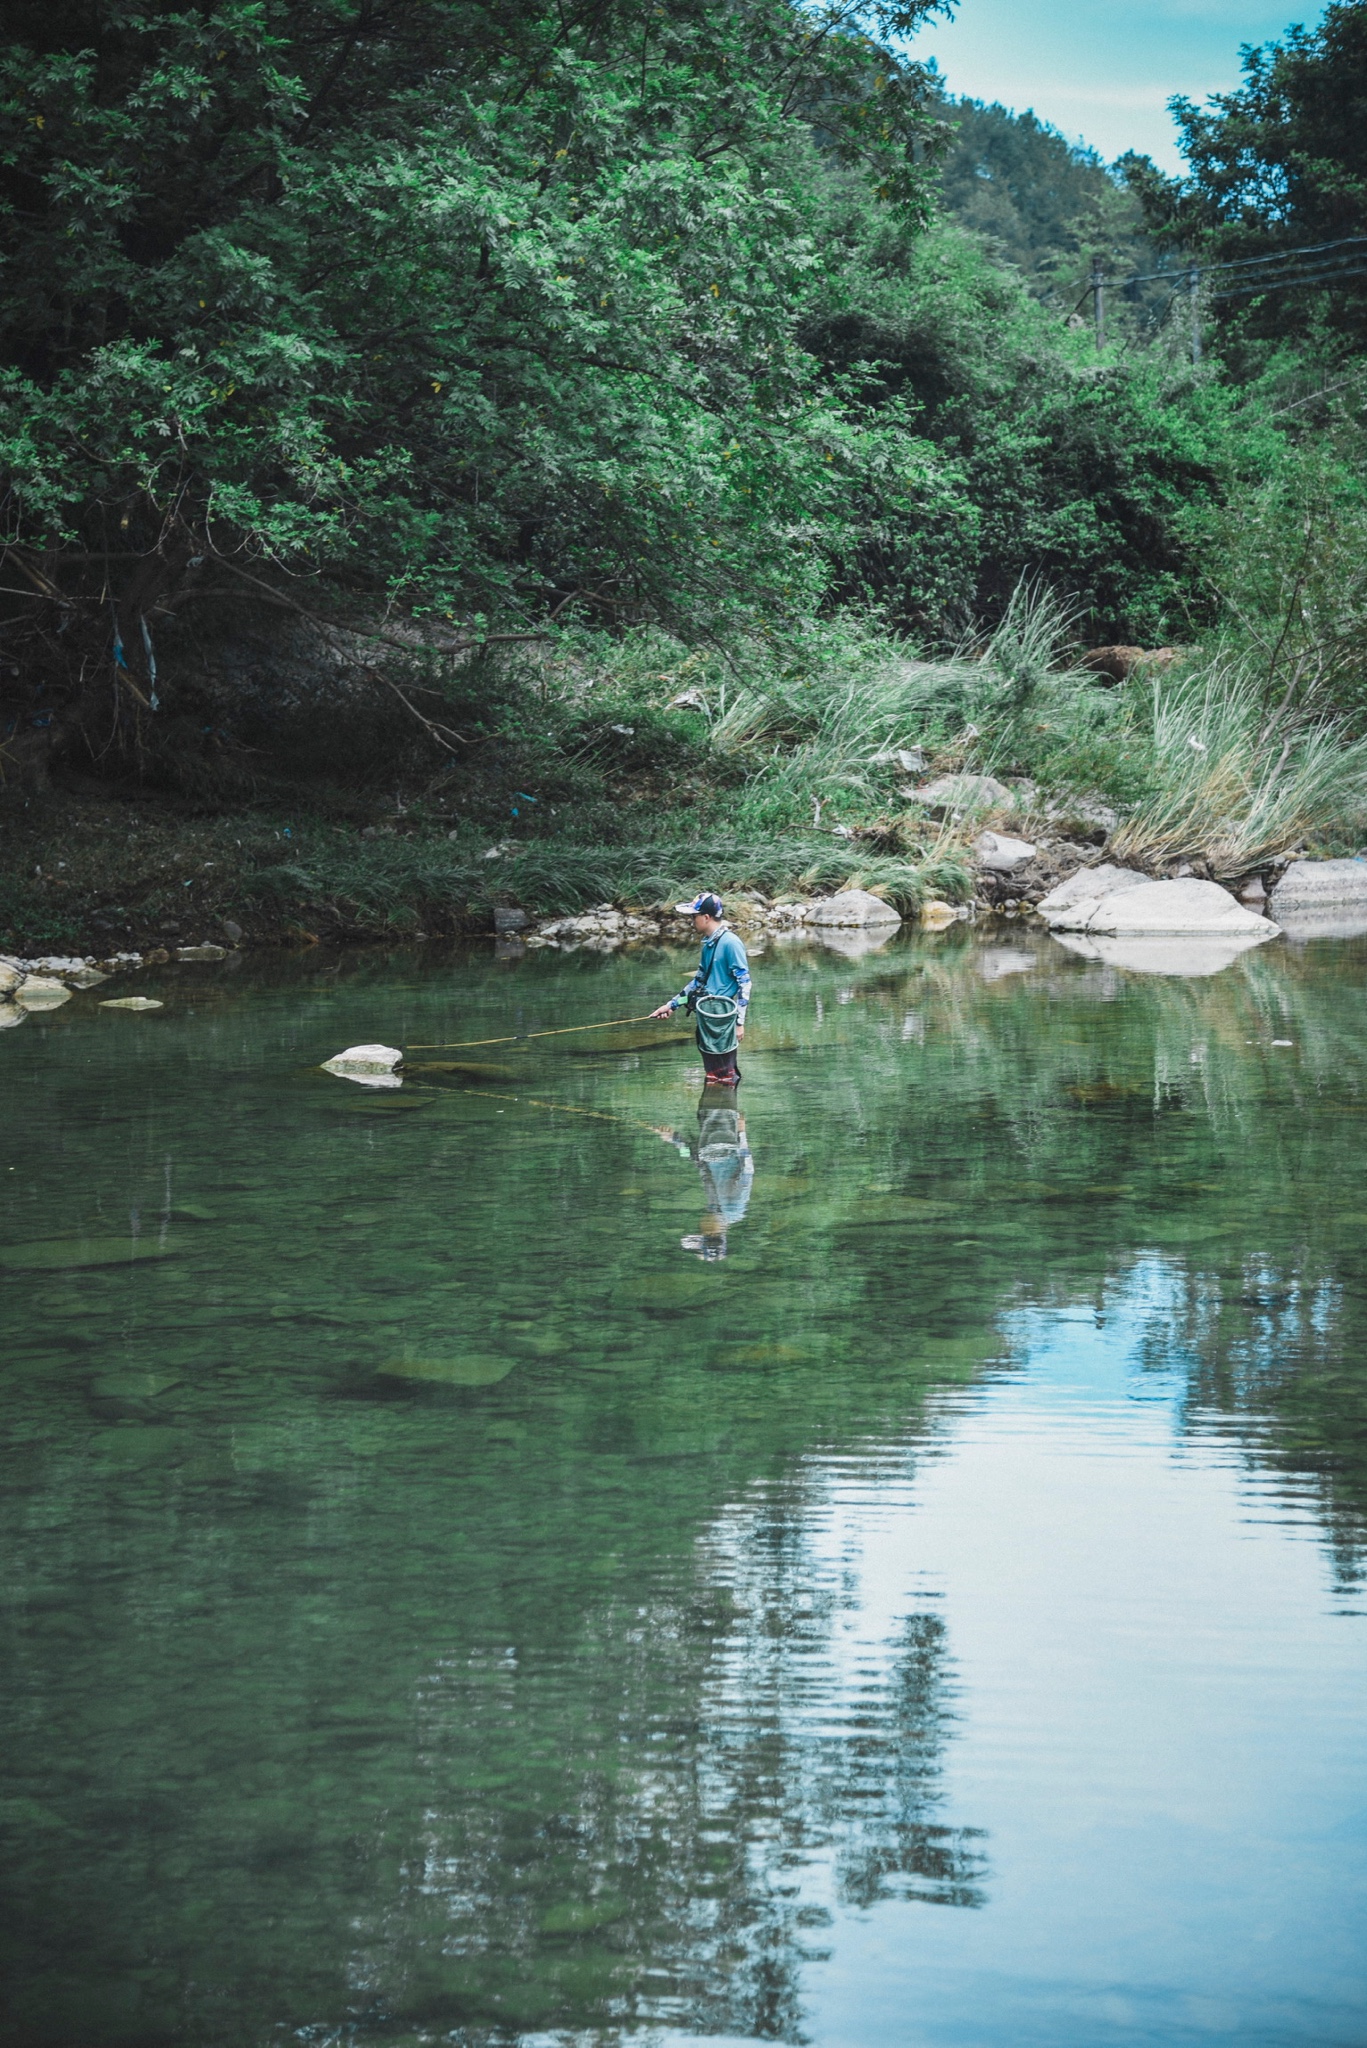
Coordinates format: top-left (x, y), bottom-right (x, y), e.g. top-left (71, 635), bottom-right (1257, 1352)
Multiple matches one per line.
top-left (1111, 233), bottom-right (1367, 290)
top-left (1074, 230), bottom-right (1367, 357)
top-left (1210, 262), bottom-right (1367, 300)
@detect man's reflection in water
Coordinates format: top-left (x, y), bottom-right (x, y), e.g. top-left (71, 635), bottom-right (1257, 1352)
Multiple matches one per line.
top-left (657, 1091), bottom-right (755, 1260)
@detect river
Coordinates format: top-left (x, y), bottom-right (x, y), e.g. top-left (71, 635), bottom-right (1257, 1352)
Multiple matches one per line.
top-left (2, 925), bottom-right (1365, 2047)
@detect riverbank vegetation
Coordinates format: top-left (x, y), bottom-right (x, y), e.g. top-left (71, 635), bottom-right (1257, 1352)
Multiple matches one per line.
top-left (2, 0), bottom-right (1366, 950)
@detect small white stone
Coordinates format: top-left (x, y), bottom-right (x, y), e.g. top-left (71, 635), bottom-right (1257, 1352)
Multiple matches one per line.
top-left (322, 1043), bottom-right (404, 1077)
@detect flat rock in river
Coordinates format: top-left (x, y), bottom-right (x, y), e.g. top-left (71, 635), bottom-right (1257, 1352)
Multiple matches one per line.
top-left (1047, 878), bottom-right (1278, 940)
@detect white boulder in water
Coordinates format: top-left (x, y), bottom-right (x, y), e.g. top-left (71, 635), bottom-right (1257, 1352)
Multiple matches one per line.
top-left (1045, 877), bottom-right (1278, 940)
top-left (1036, 864), bottom-right (1148, 920)
top-left (808, 890), bottom-right (901, 927)
top-left (322, 1043), bottom-right (405, 1084)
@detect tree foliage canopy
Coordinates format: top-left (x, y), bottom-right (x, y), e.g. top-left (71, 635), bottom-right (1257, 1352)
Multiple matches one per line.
top-left (1129, 0), bottom-right (1367, 354)
top-left (0, 0), bottom-right (1314, 789)
top-left (0, 0), bottom-right (949, 643)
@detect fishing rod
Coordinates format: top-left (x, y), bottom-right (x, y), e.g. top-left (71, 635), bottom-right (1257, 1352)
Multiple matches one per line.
top-left (406, 1012), bottom-right (664, 1053)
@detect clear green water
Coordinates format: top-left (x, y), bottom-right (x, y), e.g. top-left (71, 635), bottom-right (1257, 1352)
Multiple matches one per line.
top-left (2, 928), bottom-right (1367, 2048)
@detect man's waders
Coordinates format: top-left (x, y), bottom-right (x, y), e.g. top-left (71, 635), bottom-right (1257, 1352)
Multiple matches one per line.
top-left (693, 991), bottom-right (741, 1083)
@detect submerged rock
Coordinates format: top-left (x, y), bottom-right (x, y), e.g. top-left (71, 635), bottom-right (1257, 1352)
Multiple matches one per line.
top-left (380, 1353), bottom-right (514, 1386)
top-left (0, 1003), bottom-right (24, 1029)
top-left (89, 1370), bottom-right (183, 1400)
top-left (0, 1235), bottom-right (179, 1269)
top-left (176, 943), bottom-right (228, 962)
top-left (807, 889), bottom-right (901, 928)
top-left (99, 996), bottom-right (164, 1012)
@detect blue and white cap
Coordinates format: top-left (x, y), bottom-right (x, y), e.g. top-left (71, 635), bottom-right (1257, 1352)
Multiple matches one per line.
top-left (676, 892), bottom-right (724, 917)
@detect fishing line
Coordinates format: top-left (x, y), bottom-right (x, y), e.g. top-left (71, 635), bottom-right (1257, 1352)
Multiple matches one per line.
top-left (406, 1012), bottom-right (664, 1051)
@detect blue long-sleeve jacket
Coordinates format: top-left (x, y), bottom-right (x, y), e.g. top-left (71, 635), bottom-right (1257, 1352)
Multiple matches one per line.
top-left (670, 924), bottom-right (751, 1014)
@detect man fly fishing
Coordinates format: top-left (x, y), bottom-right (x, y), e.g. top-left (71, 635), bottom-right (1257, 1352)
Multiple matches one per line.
top-left (651, 892), bottom-right (751, 1086)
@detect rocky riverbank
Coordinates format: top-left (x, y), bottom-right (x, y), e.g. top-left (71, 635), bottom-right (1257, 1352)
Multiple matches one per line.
top-left (3, 782), bottom-right (1364, 973)
top-left (0, 943), bottom-right (230, 1030)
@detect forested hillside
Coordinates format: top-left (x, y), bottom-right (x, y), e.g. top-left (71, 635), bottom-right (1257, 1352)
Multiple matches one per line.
top-left (1, 0), bottom-right (1365, 949)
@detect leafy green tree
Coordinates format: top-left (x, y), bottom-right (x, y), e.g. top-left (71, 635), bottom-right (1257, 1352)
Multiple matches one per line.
top-left (1126, 0), bottom-right (1367, 357)
top-left (0, 0), bottom-right (949, 773)
top-left (936, 98), bottom-right (1153, 323)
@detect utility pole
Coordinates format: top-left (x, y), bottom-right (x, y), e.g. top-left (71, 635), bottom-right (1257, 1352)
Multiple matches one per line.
top-left (1188, 265), bottom-right (1202, 364)
top-left (1091, 258), bottom-right (1105, 352)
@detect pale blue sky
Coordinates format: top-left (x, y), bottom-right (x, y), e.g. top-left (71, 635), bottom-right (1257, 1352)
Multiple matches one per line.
top-left (908, 0), bottom-right (1326, 173)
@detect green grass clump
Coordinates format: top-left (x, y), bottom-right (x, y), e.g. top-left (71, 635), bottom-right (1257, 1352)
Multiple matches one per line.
top-left (246, 830), bottom-right (973, 931)
top-left (1109, 663), bottom-right (1367, 876)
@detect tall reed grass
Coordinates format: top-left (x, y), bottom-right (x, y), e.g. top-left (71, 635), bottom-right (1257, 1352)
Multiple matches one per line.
top-left (1109, 663), bottom-right (1367, 875)
top-left (707, 582), bottom-right (1088, 819)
